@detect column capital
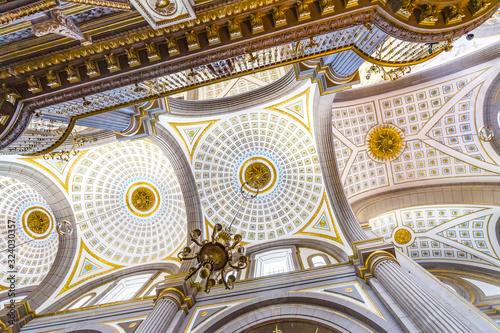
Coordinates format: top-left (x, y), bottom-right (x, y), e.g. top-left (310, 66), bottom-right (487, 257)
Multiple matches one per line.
top-left (0, 300), bottom-right (35, 333)
top-left (154, 276), bottom-right (197, 312)
top-left (352, 242), bottom-right (399, 282)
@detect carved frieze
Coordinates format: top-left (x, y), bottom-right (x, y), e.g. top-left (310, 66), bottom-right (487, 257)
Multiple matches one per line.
top-left (0, 0), bottom-right (59, 25)
top-left (128, 0), bottom-right (195, 29)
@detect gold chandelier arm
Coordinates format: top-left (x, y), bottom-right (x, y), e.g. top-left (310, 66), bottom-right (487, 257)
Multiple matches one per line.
top-left (185, 262), bottom-right (202, 281)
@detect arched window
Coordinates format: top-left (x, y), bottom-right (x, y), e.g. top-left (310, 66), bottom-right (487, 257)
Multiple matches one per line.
top-left (97, 274), bottom-right (151, 305)
top-left (306, 253), bottom-right (331, 268)
top-left (68, 294), bottom-right (94, 309)
top-left (311, 255), bottom-right (327, 267)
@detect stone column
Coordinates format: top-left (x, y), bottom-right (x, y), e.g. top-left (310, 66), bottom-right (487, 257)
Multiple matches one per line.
top-left (369, 252), bottom-right (472, 332)
top-left (136, 289), bottom-right (185, 333)
top-left (356, 245), bottom-right (499, 332)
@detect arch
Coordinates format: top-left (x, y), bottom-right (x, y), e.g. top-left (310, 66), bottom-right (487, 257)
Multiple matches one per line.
top-left (421, 261), bottom-right (500, 304)
top-left (350, 183), bottom-right (500, 221)
top-left (45, 263), bottom-right (178, 314)
top-left (198, 291), bottom-right (394, 333)
top-left (150, 124), bottom-right (202, 239)
top-left (244, 237), bottom-right (349, 263)
top-left (307, 253), bottom-right (331, 268)
top-left (482, 70), bottom-right (500, 158)
top-left (0, 161), bottom-right (78, 313)
top-left (165, 70), bottom-right (306, 117)
top-left (312, 84), bottom-right (366, 243)
top-left (60, 323), bottom-right (116, 333)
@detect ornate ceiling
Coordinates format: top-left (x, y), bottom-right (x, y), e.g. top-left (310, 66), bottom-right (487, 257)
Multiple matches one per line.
top-left (369, 204), bottom-right (500, 268)
top-left (4, 140), bottom-right (187, 300)
top-left (0, 177), bottom-right (58, 289)
top-left (333, 58), bottom-right (500, 202)
top-left (162, 83), bottom-right (347, 246)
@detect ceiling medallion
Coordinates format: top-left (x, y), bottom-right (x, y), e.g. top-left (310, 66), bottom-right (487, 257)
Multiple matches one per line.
top-left (366, 124), bottom-right (405, 162)
top-left (22, 206), bottom-right (54, 239)
top-left (125, 182), bottom-right (161, 217)
top-left (239, 157), bottom-right (277, 194)
top-left (393, 228), bottom-right (412, 245)
top-left (245, 162), bottom-right (271, 189)
top-left (178, 182), bottom-right (259, 293)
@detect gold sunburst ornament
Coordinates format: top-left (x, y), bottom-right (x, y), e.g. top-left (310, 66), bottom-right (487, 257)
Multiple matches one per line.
top-left (366, 124), bottom-right (405, 162)
top-left (244, 162), bottom-right (271, 189)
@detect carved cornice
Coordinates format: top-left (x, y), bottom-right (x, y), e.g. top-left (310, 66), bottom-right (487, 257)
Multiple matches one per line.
top-left (65, 0), bottom-right (131, 10)
top-left (1, 0), bottom-right (498, 80)
top-left (0, 0), bottom-right (60, 25)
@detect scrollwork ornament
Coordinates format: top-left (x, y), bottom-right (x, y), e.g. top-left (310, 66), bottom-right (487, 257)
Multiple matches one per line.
top-left (469, 0), bottom-right (491, 15)
top-left (272, 5), bottom-right (287, 27)
top-left (444, 3), bottom-right (465, 24)
top-left (27, 75), bottom-right (42, 93)
top-left (104, 53), bottom-right (120, 72)
top-left (297, 0), bottom-right (312, 20)
top-left (419, 4), bottom-right (440, 25)
top-left (126, 47), bottom-right (141, 66)
top-left (167, 36), bottom-right (180, 56)
top-left (250, 13), bottom-right (264, 33)
top-left (186, 31), bottom-right (200, 51)
top-left (228, 18), bottom-right (242, 40)
top-left (153, 0), bottom-right (177, 15)
top-left (206, 24), bottom-right (221, 45)
top-left (146, 42), bottom-right (161, 61)
top-left (395, 0), bottom-right (418, 20)
top-left (65, 65), bottom-right (80, 83)
top-left (0, 84), bottom-right (21, 107)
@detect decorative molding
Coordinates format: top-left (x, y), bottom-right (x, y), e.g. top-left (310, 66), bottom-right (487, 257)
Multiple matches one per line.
top-left (0, 0), bottom-right (59, 25)
top-left (128, 0), bottom-right (195, 29)
top-left (31, 8), bottom-right (90, 44)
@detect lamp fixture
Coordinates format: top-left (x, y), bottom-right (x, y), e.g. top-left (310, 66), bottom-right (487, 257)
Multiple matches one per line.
top-left (178, 181), bottom-right (259, 293)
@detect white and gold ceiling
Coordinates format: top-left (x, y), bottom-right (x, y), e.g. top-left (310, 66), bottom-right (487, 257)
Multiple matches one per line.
top-left (1, 44), bottom-right (500, 307)
top-left (0, 140), bottom-right (187, 297)
top-left (161, 81), bottom-right (348, 248)
top-left (370, 204), bottom-right (500, 268)
top-left (334, 58), bottom-right (500, 202)
top-left (0, 177), bottom-right (58, 289)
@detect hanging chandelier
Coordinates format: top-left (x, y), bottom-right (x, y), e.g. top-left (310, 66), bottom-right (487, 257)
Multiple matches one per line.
top-left (178, 181), bottom-right (260, 293)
